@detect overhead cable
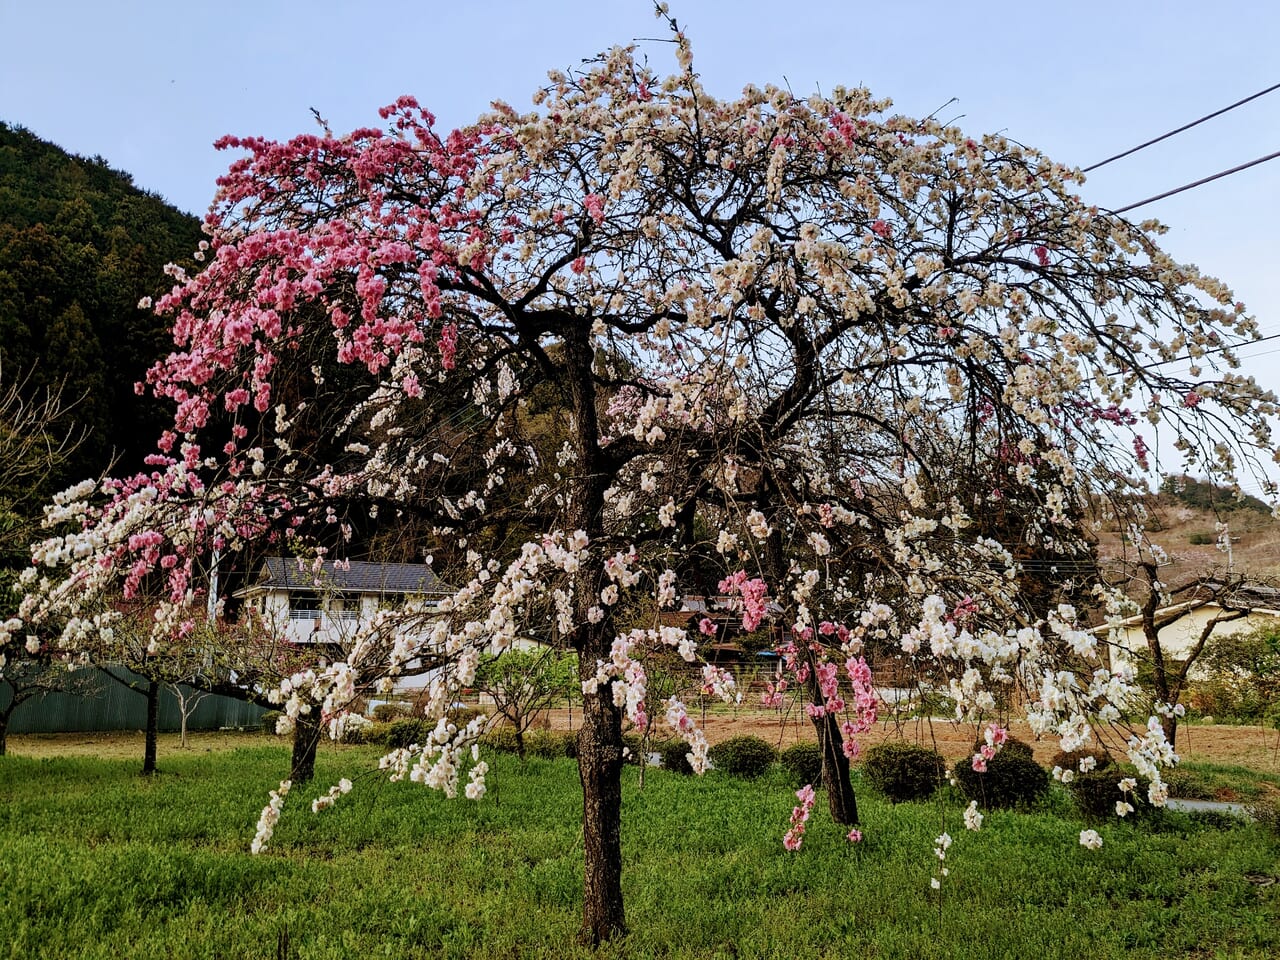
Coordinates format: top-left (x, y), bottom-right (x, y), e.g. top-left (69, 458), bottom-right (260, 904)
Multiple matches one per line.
top-left (1112, 148), bottom-right (1280, 215)
top-left (1084, 80), bottom-right (1280, 173)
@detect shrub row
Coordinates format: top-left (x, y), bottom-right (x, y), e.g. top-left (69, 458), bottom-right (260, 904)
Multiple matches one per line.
top-left (308, 714), bottom-right (1154, 823)
top-left (859, 738), bottom-right (1050, 810)
top-left (479, 728), bottom-right (578, 758)
top-left (709, 736), bottom-right (777, 778)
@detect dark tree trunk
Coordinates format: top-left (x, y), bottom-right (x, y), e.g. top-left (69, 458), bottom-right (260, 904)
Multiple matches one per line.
top-left (0, 679), bottom-right (12, 756)
top-left (1148, 655), bottom-right (1180, 750)
top-left (515, 727), bottom-right (527, 762)
top-left (290, 709), bottom-right (320, 783)
top-left (142, 678), bottom-right (159, 775)
top-left (802, 647), bottom-right (858, 825)
top-left (815, 710), bottom-right (858, 825)
top-left (559, 320), bottom-right (626, 945)
top-left (577, 685), bottom-right (626, 946)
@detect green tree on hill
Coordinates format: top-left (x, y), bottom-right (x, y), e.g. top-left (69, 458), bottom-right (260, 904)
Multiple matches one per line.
top-left (0, 122), bottom-right (204, 489)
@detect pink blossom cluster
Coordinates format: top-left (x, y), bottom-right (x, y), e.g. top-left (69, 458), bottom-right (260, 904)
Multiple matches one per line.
top-left (717, 571), bottom-right (768, 632)
top-left (970, 723), bottom-right (1008, 773)
top-left (782, 784), bottom-right (816, 851)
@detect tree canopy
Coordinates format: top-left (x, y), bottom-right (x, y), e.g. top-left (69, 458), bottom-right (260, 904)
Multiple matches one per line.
top-left (7, 17), bottom-right (1279, 943)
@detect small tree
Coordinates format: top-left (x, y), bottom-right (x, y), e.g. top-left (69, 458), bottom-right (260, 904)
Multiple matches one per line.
top-left (1194, 622), bottom-right (1280, 723)
top-left (475, 647), bottom-right (576, 760)
top-left (166, 676), bottom-right (211, 749)
top-left (1108, 558), bottom-right (1265, 748)
top-left (0, 658), bottom-right (96, 755)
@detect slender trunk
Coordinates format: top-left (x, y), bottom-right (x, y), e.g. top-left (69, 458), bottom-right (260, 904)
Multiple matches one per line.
top-left (515, 727), bottom-right (527, 762)
top-left (290, 709), bottom-right (320, 783)
top-left (803, 647), bottom-right (858, 825)
top-left (179, 703), bottom-right (190, 749)
top-left (1148, 650), bottom-right (1179, 751)
top-left (142, 679), bottom-right (159, 775)
top-left (815, 710), bottom-right (858, 825)
top-left (0, 679), bottom-right (12, 755)
top-left (577, 687), bottom-right (625, 946)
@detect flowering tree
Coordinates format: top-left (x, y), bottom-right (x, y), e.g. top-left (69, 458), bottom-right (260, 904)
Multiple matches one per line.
top-left (6, 11), bottom-right (1279, 942)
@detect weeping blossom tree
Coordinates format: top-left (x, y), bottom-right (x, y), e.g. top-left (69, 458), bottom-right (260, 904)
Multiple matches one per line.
top-left (5, 10), bottom-right (1279, 943)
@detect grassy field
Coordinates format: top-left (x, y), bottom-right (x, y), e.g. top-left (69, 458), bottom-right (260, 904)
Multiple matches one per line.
top-left (2, 742), bottom-right (1279, 959)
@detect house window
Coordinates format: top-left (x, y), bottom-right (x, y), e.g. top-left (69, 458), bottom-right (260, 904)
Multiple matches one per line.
top-left (331, 595), bottom-right (360, 620)
top-left (288, 596), bottom-right (322, 620)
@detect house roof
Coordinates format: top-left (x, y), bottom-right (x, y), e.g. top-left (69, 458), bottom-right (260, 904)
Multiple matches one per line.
top-left (240, 557), bottom-right (451, 597)
top-left (1091, 598), bottom-right (1280, 634)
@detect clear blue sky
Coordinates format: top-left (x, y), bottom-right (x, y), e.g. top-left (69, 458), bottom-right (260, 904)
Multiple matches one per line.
top-left (4, 0), bottom-right (1279, 484)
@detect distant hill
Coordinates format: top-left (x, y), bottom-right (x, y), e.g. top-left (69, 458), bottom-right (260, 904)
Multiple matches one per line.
top-left (1097, 478), bottom-right (1280, 584)
top-left (0, 121), bottom-right (203, 492)
top-left (1160, 475), bottom-right (1271, 516)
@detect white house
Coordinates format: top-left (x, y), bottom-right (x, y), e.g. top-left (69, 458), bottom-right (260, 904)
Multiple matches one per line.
top-left (235, 557), bottom-right (451, 648)
top-left (1099, 580), bottom-right (1280, 674)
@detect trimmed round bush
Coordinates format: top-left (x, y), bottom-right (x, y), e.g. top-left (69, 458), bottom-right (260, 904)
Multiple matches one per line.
top-left (1049, 746), bottom-right (1113, 775)
top-left (479, 727), bottom-right (520, 754)
top-left (358, 721), bottom-right (393, 746)
top-left (336, 713), bottom-right (374, 744)
top-left (526, 731), bottom-right (578, 759)
top-left (259, 710), bottom-right (284, 735)
top-left (621, 732), bottom-right (645, 765)
top-left (952, 738), bottom-right (1048, 809)
top-left (372, 702), bottom-right (414, 722)
top-left (780, 742), bottom-right (823, 787)
top-left (1068, 767), bottom-right (1150, 820)
top-left (996, 737), bottom-right (1035, 760)
top-left (658, 739), bottom-right (694, 775)
top-left (445, 705), bottom-right (485, 727)
top-left (863, 742), bottom-right (944, 802)
top-left (708, 736), bottom-right (777, 779)
top-left (386, 718), bottom-right (426, 750)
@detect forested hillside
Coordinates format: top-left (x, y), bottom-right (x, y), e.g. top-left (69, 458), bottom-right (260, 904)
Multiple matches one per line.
top-left (0, 123), bottom-right (204, 608)
top-left (0, 122), bottom-right (203, 488)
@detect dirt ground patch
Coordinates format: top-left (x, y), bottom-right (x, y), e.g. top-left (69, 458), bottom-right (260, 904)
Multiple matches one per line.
top-left (541, 708), bottom-right (1280, 772)
top-left (4, 729), bottom-right (280, 761)
top-left (9, 713), bottom-right (1278, 776)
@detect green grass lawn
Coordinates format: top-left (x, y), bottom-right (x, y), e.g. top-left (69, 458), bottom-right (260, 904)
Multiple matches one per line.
top-left (1, 746), bottom-right (1278, 959)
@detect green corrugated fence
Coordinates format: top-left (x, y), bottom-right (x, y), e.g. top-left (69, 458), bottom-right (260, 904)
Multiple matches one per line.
top-left (2, 666), bottom-right (268, 733)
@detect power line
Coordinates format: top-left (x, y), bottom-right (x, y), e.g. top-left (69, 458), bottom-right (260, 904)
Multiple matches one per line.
top-left (1084, 81), bottom-right (1280, 173)
top-left (1111, 148), bottom-right (1280, 215)
top-left (1138, 332), bottom-right (1280, 371)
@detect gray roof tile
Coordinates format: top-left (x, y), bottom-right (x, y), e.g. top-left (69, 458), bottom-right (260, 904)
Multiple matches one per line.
top-left (254, 557), bottom-right (450, 596)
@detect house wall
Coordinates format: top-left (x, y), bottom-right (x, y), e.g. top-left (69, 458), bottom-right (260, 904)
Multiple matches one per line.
top-left (259, 589), bottom-right (408, 646)
top-left (1106, 606), bottom-right (1280, 674)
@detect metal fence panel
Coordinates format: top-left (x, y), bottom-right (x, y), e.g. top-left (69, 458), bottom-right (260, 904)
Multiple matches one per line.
top-left (2, 667), bottom-right (268, 733)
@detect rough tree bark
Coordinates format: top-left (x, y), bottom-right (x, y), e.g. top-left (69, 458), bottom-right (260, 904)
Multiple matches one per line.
top-left (142, 678), bottom-right (159, 775)
top-left (290, 708), bottom-right (320, 784)
top-left (576, 677), bottom-right (626, 946)
top-left (561, 321), bottom-right (627, 945)
top-left (804, 648), bottom-right (858, 825)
